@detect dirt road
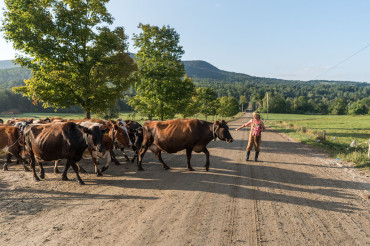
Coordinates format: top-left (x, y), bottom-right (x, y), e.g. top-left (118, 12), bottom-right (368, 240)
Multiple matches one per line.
top-left (1, 113), bottom-right (369, 245)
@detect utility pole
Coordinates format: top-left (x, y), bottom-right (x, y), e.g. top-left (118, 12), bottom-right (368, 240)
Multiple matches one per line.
top-left (266, 92), bottom-right (269, 121)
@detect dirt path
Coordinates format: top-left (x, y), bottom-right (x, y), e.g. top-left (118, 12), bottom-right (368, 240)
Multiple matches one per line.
top-left (1, 113), bottom-right (369, 245)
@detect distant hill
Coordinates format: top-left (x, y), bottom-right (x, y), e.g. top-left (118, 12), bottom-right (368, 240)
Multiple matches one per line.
top-left (0, 59), bottom-right (367, 90)
top-left (183, 60), bottom-right (253, 81)
top-left (182, 60), bottom-right (365, 86)
top-left (0, 60), bottom-right (20, 69)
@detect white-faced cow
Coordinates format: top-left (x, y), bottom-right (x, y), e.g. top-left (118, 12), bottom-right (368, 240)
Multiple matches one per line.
top-left (137, 119), bottom-right (233, 171)
top-left (115, 119), bottom-right (143, 163)
top-left (23, 122), bottom-right (106, 184)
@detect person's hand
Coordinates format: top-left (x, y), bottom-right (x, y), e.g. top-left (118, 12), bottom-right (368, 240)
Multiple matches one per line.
top-left (235, 128), bottom-right (239, 131)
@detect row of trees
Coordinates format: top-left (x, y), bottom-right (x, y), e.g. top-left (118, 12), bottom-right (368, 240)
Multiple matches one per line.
top-left (2, 1), bottom-right (368, 119)
top-left (2, 0), bottom-right (240, 120)
top-left (255, 93), bottom-right (370, 115)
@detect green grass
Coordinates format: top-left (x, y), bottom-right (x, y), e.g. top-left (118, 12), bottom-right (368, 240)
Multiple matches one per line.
top-left (262, 113), bottom-right (370, 170)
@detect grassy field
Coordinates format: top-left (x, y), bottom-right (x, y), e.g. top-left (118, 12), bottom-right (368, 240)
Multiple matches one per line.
top-left (261, 113), bottom-right (370, 169)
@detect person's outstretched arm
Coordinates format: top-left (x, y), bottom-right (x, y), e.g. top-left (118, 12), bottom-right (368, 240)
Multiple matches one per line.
top-left (235, 120), bottom-right (252, 131)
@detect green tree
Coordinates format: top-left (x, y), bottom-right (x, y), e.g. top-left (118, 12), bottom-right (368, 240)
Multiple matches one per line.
top-left (2, 0), bottom-right (136, 118)
top-left (348, 99), bottom-right (368, 115)
top-left (217, 96), bottom-right (239, 117)
top-left (262, 93), bottom-right (287, 113)
top-left (329, 98), bottom-right (347, 115)
top-left (129, 23), bottom-right (194, 120)
top-left (196, 87), bottom-right (217, 120)
top-left (239, 95), bottom-right (248, 112)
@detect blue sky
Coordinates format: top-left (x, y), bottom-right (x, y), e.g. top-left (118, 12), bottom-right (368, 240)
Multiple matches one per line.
top-left (1, 0), bottom-right (370, 82)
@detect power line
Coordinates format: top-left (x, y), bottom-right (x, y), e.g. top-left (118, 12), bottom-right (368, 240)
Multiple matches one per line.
top-left (314, 42), bottom-right (370, 79)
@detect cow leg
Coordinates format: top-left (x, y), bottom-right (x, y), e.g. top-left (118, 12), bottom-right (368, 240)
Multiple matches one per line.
top-left (155, 151), bottom-right (170, 170)
top-left (69, 161), bottom-right (85, 185)
top-left (29, 153), bottom-right (40, 181)
top-left (137, 146), bottom-right (148, 171)
top-left (203, 147), bottom-right (210, 171)
top-left (6, 153), bottom-right (12, 163)
top-left (92, 156), bottom-right (103, 176)
top-left (62, 161), bottom-right (71, 181)
top-left (130, 146), bottom-right (138, 163)
top-left (15, 154), bottom-right (30, 172)
top-left (120, 148), bottom-right (130, 161)
top-left (110, 149), bottom-right (120, 165)
top-left (100, 153), bottom-right (112, 173)
top-left (54, 160), bottom-right (61, 173)
top-left (131, 153), bottom-right (137, 163)
top-left (77, 163), bottom-right (87, 173)
top-left (3, 153), bottom-right (29, 172)
top-left (38, 161), bottom-right (45, 179)
top-left (3, 155), bottom-right (11, 170)
top-left (186, 148), bottom-right (194, 171)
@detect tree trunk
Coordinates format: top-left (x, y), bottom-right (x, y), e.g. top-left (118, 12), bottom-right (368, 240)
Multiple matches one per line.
top-left (86, 109), bottom-right (91, 119)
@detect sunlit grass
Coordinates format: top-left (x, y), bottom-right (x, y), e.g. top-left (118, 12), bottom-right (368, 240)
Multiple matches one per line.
top-left (262, 113), bottom-right (370, 170)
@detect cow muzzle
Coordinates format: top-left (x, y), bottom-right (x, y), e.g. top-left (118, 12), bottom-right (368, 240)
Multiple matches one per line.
top-left (226, 138), bottom-right (233, 143)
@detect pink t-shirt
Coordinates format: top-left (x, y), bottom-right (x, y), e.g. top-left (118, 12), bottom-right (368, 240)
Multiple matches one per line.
top-left (246, 119), bottom-right (265, 136)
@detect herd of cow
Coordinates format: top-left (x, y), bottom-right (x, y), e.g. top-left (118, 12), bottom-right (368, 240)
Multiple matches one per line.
top-left (0, 117), bottom-right (233, 185)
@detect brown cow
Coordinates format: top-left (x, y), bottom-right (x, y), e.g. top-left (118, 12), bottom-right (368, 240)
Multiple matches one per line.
top-left (137, 119), bottom-right (233, 171)
top-left (23, 122), bottom-right (106, 184)
top-left (0, 125), bottom-right (29, 171)
top-left (53, 121), bottom-right (131, 175)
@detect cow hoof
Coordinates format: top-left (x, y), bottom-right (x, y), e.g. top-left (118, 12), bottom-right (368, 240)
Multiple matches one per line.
top-left (54, 169), bottom-right (60, 174)
top-left (164, 166), bottom-right (171, 170)
top-left (39, 173), bottom-right (45, 179)
top-left (138, 168), bottom-right (145, 171)
top-left (97, 172), bottom-right (103, 177)
top-left (114, 161), bottom-right (120, 166)
top-left (62, 176), bottom-right (69, 181)
top-left (3, 167), bottom-right (8, 171)
top-left (78, 180), bottom-right (85, 185)
top-left (24, 167), bottom-right (30, 172)
top-left (188, 168), bottom-right (195, 171)
top-left (34, 177), bottom-right (40, 182)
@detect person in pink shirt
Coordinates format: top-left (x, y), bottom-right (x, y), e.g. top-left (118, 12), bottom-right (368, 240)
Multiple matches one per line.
top-left (235, 111), bottom-right (266, 161)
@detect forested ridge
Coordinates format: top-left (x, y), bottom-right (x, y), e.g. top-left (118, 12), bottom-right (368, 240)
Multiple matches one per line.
top-left (0, 59), bottom-right (369, 115)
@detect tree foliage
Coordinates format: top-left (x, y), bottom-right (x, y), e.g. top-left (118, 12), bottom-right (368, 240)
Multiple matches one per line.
top-left (128, 23), bottom-right (194, 120)
top-left (217, 96), bottom-right (239, 117)
top-left (2, 0), bottom-right (137, 118)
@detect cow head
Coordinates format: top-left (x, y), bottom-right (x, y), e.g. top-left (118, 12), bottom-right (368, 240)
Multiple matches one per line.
top-left (131, 127), bottom-right (143, 152)
top-left (213, 120), bottom-right (233, 143)
top-left (15, 119), bottom-right (33, 133)
top-left (111, 124), bottom-right (132, 149)
top-left (83, 125), bottom-right (107, 153)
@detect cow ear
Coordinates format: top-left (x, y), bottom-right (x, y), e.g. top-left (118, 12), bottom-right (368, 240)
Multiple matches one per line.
top-left (215, 121), bottom-right (220, 126)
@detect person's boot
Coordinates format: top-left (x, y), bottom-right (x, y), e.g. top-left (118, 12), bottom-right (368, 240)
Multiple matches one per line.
top-left (246, 151), bottom-right (250, 161)
top-left (255, 151), bottom-right (259, 162)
